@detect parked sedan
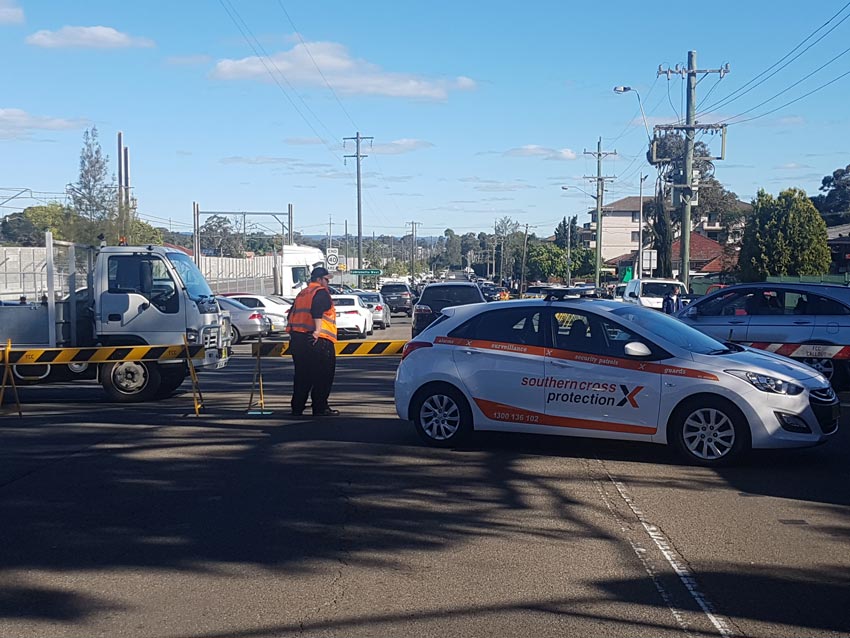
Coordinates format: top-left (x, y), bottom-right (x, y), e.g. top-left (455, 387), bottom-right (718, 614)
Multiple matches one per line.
top-left (332, 295), bottom-right (374, 339)
top-left (221, 293), bottom-right (291, 333)
top-left (677, 282), bottom-right (850, 388)
top-left (396, 293), bottom-right (839, 466)
top-left (356, 292), bottom-right (391, 329)
top-left (216, 296), bottom-right (267, 344)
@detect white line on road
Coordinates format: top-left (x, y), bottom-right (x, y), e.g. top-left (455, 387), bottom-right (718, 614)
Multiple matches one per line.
top-left (597, 460), bottom-right (738, 638)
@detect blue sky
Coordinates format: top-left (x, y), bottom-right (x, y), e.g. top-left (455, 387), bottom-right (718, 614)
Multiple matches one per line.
top-left (2, 0), bottom-right (849, 240)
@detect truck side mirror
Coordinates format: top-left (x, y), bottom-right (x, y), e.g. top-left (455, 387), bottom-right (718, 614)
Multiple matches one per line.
top-left (139, 260), bottom-right (153, 295)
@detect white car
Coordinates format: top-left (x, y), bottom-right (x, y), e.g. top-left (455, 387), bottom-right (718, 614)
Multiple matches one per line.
top-left (221, 293), bottom-right (291, 333)
top-left (622, 278), bottom-right (688, 310)
top-left (332, 294), bottom-right (374, 339)
top-left (394, 292), bottom-right (839, 466)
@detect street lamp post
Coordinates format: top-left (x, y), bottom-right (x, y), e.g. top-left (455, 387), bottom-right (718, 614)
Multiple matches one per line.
top-left (613, 86), bottom-right (651, 144)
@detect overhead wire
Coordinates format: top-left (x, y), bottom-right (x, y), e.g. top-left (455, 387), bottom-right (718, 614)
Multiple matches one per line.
top-left (697, 1), bottom-right (850, 116)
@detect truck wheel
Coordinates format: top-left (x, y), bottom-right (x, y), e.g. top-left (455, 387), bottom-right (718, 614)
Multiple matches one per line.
top-left (156, 365), bottom-right (188, 398)
top-left (101, 361), bottom-right (161, 403)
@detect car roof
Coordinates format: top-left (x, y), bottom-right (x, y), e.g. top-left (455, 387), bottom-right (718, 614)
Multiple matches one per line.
top-left (701, 281), bottom-right (850, 300)
top-left (423, 281), bottom-right (480, 287)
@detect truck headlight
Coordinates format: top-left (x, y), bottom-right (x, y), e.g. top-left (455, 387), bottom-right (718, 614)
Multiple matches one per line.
top-left (186, 328), bottom-right (199, 343)
top-left (725, 369), bottom-right (803, 395)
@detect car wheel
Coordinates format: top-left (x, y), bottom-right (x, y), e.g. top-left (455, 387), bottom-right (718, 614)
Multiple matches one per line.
top-left (230, 325), bottom-right (242, 345)
top-left (386, 315), bottom-right (391, 328)
top-left (358, 322), bottom-right (367, 339)
top-left (156, 364), bottom-right (188, 398)
top-left (668, 396), bottom-right (750, 466)
top-left (407, 309), bottom-right (413, 317)
top-left (411, 383), bottom-right (473, 447)
top-left (800, 357), bottom-right (837, 383)
top-left (101, 360), bottom-right (161, 403)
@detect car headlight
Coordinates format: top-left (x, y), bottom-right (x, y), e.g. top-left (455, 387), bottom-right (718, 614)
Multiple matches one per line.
top-left (725, 369), bottom-right (804, 395)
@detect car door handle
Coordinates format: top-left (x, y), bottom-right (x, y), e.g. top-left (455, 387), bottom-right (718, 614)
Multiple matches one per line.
top-left (793, 320), bottom-right (812, 325)
top-left (550, 359), bottom-right (572, 368)
top-left (108, 314), bottom-right (121, 321)
top-left (728, 320), bottom-right (746, 324)
top-left (462, 349), bottom-right (479, 355)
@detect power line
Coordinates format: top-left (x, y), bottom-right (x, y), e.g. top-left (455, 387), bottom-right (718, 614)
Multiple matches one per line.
top-left (697, 2), bottom-right (850, 116)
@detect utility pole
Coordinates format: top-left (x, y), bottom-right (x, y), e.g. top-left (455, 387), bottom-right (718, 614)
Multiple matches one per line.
top-left (344, 132), bottom-right (373, 287)
top-left (406, 221), bottom-right (421, 282)
top-left (328, 213), bottom-right (333, 252)
top-left (638, 174), bottom-right (648, 277)
top-left (584, 137), bottom-right (616, 289)
top-left (520, 223), bottom-right (529, 295)
top-left (345, 219), bottom-right (349, 280)
top-left (657, 51), bottom-right (729, 290)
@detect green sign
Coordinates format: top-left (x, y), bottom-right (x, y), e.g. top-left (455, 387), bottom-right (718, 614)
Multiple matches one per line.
top-left (350, 269), bottom-right (382, 276)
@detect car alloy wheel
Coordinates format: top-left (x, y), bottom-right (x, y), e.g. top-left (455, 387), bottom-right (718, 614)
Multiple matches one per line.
top-left (413, 384), bottom-right (472, 446)
top-left (801, 357), bottom-right (834, 381)
top-left (670, 397), bottom-right (749, 466)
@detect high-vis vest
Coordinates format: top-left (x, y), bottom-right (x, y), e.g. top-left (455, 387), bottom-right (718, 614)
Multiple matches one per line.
top-left (286, 282), bottom-right (337, 343)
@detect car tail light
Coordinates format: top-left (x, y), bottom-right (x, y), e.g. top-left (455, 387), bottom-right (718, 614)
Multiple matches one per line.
top-left (248, 312), bottom-right (263, 320)
top-left (402, 341), bottom-right (432, 360)
top-left (375, 304), bottom-right (383, 311)
top-left (414, 304), bottom-right (432, 314)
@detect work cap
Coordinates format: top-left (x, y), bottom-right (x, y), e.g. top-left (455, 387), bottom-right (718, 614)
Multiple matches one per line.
top-left (311, 266), bottom-right (330, 280)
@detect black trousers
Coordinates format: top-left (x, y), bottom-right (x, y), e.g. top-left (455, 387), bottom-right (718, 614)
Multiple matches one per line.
top-left (290, 331), bottom-right (336, 414)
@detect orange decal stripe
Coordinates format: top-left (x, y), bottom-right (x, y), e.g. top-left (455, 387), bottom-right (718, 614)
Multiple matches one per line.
top-left (475, 398), bottom-right (657, 435)
top-left (434, 336), bottom-right (718, 380)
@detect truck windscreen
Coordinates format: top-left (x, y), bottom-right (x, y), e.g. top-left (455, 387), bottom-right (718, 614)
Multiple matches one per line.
top-left (167, 253), bottom-right (215, 298)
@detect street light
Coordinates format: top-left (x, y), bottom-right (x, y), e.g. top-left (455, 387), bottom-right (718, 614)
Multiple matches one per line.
top-left (613, 86), bottom-right (651, 144)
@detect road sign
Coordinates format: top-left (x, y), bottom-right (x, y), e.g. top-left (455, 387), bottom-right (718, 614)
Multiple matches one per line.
top-left (327, 248), bottom-right (338, 256)
top-left (338, 263), bottom-right (347, 271)
top-left (350, 269), bottom-right (382, 276)
top-left (326, 253), bottom-right (339, 267)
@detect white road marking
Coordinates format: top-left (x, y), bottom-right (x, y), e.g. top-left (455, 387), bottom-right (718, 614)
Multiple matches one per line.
top-left (597, 460), bottom-right (738, 637)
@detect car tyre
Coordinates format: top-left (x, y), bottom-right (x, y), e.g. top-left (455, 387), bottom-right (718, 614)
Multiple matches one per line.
top-left (668, 395), bottom-right (750, 466)
top-left (156, 364), bottom-right (188, 398)
top-left (357, 322), bottom-right (367, 339)
top-left (101, 360), bottom-right (161, 403)
top-left (799, 356), bottom-right (847, 390)
top-left (411, 383), bottom-right (473, 447)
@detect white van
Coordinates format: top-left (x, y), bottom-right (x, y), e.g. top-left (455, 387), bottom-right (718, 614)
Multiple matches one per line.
top-left (622, 278), bottom-right (687, 310)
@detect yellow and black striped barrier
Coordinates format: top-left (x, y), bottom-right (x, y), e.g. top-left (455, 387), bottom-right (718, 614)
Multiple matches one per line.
top-left (0, 344), bottom-right (206, 365)
top-left (252, 340), bottom-right (407, 358)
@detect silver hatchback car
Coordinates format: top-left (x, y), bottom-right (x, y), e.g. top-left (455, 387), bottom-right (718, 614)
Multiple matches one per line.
top-left (677, 282), bottom-right (850, 387)
top-left (356, 292), bottom-right (391, 329)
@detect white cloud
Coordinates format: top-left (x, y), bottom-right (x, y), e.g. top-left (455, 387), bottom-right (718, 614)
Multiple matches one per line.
top-left (0, 108), bottom-right (87, 140)
top-left (504, 145), bottom-right (577, 161)
top-left (459, 176), bottom-right (535, 192)
top-left (166, 54), bottom-right (211, 66)
top-left (0, 0), bottom-right (23, 24)
top-left (26, 26), bottom-right (154, 49)
top-left (370, 139), bottom-right (433, 155)
top-left (212, 40), bottom-right (476, 100)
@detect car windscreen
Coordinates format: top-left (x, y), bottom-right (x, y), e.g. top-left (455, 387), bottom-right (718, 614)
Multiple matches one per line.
top-left (359, 294), bottom-right (380, 303)
top-left (167, 252), bottom-right (214, 298)
top-left (381, 284), bottom-right (409, 293)
top-left (419, 286), bottom-right (483, 311)
top-left (641, 282), bottom-right (687, 298)
top-left (609, 305), bottom-right (727, 354)
top-left (217, 297), bottom-right (251, 311)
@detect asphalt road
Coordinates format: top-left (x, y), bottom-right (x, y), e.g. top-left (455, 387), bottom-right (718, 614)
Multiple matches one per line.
top-left (1, 314), bottom-right (849, 638)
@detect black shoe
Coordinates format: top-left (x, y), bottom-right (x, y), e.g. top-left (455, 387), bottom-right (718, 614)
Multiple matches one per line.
top-left (313, 408), bottom-right (340, 416)
top-left (290, 409), bottom-right (304, 417)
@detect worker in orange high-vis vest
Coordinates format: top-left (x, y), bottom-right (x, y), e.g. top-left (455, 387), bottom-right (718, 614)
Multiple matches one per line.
top-left (285, 266), bottom-right (339, 417)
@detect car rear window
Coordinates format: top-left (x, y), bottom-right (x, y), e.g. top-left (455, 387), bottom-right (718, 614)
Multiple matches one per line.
top-left (359, 294), bottom-right (380, 303)
top-left (381, 284), bottom-right (409, 293)
top-left (334, 298), bottom-right (355, 306)
top-left (642, 282), bottom-right (687, 298)
top-left (420, 285), bottom-right (483, 310)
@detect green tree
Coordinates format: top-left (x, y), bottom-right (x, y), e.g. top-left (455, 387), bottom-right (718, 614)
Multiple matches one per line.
top-left (0, 212), bottom-right (41, 246)
top-left (69, 126), bottom-right (118, 245)
top-left (811, 163), bottom-right (850, 225)
top-left (23, 203), bottom-right (78, 242)
top-left (200, 215), bottom-right (243, 257)
top-left (739, 188), bottom-right (830, 282)
top-left (130, 218), bottom-right (163, 245)
top-left (444, 228), bottom-right (462, 267)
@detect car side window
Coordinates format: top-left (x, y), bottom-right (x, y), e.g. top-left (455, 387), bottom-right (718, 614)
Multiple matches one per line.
top-left (552, 311), bottom-right (606, 355)
top-left (449, 308), bottom-right (542, 346)
top-left (697, 290), bottom-right (753, 316)
top-left (806, 293), bottom-right (850, 315)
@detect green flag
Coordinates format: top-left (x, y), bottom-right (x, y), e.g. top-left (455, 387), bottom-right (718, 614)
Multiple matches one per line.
top-left (622, 266), bottom-right (633, 282)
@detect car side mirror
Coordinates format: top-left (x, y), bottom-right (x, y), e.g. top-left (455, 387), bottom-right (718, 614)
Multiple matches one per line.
top-left (139, 261), bottom-right (153, 295)
top-left (628, 291), bottom-right (637, 298)
top-left (685, 306), bottom-right (699, 319)
top-left (624, 341), bottom-right (652, 357)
